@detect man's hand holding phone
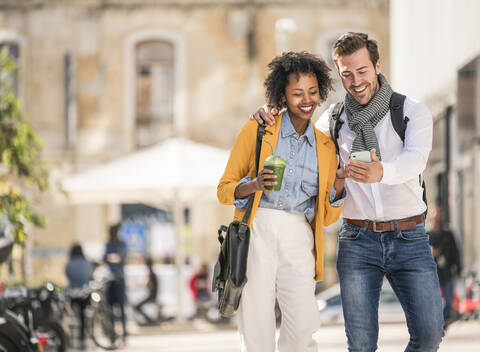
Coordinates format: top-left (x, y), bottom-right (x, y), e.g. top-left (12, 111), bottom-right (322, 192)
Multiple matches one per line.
top-left (347, 149), bottom-right (383, 183)
top-left (350, 150), bottom-right (371, 163)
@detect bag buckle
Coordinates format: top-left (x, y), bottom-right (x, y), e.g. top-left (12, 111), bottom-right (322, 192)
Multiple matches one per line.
top-left (238, 222), bottom-right (248, 236)
top-left (218, 225), bottom-right (228, 244)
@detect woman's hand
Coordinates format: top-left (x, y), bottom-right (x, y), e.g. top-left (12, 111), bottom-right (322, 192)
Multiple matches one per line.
top-left (336, 163), bottom-right (347, 179)
top-left (333, 163), bottom-right (347, 202)
top-left (253, 168), bottom-right (277, 193)
top-left (234, 169), bottom-right (277, 200)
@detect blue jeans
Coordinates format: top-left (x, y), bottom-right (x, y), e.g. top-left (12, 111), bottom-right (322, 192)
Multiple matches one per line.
top-left (336, 221), bottom-right (444, 352)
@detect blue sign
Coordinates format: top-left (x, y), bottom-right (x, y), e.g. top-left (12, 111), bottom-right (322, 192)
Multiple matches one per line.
top-left (120, 222), bottom-right (147, 253)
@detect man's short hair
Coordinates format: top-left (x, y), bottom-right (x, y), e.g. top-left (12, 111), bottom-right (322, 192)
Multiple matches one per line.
top-left (332, 32), bottom-right (379, 68)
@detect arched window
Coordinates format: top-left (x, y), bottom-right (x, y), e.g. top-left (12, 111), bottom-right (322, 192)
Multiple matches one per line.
top-left (135, 40), bottom-right (175, 148)
top-left (125, 29), bottom-right (186, 151)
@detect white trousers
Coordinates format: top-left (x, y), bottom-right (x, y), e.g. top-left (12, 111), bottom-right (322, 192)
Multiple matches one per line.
top-left (238, 208), bottom-right (320, 352)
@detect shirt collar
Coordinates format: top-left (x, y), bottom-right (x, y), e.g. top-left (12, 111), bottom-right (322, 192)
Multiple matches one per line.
top-left (281, 110), bottom-right (315, 146)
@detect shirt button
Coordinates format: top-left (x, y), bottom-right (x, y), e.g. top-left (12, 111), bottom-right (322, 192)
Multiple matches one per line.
top-left (279, 203), bottom-right (283, 207)
top-left (289, 169), bottom-right (293, 174)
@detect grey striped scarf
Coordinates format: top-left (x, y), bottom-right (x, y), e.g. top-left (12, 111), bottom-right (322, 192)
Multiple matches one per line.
top-left (345, 73), bottom-right (393, 160)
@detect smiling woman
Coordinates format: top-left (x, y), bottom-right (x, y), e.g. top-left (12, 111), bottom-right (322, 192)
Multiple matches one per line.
top-left (282, 73), bottom-right (320, 135)
top-left (217, 51), bottom-right (347, 352)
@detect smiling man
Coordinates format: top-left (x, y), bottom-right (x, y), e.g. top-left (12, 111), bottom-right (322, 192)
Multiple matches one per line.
top-left (326, 32), bottom-right (443, 352)
top-left (251, 32), bottom-right (444, 352)
top-left (336, 45), bottom-right (380, 106)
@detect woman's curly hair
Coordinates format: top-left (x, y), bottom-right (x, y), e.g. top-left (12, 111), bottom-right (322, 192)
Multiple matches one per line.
top-left (264, 51), bottom-right (332, 109)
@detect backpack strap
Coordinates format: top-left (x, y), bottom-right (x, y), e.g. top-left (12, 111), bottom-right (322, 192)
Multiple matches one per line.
top-left (329, 102), bottom-right (345, 167)
top-left (389, 92), bottom-right (408, 142)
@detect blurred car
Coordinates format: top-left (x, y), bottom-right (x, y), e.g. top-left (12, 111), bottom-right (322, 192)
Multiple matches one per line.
top-left (316, 280), bottom-right (406, 325)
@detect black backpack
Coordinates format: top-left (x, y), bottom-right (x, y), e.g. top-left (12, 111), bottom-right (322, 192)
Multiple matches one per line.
top-left (329, 92), bottom-right (428, 217)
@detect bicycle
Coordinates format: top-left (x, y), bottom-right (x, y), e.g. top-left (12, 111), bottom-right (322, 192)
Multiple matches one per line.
top-left (64, 280), bottom-right (121, 350)
top-left (0, 289), bottom-right (40, 352)
top-left (3, 284), bottom-right (67, 352)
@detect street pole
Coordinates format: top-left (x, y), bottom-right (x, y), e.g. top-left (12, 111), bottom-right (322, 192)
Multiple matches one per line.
top-left (444, 106), bottom-right (452, 229)
top-left (172, 192), bottom-right (185, 323)
top-left (472, 141), bottom-right (480, 274)
top-left (473, 58), bottom-right (480, 274)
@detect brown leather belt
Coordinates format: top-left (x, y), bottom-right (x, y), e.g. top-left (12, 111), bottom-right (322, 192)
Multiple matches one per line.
top-left (344, 215), bottom-right (424, 232)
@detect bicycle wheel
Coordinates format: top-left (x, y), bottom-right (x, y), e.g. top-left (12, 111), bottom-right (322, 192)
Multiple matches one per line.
top-left (89, 303), bottom-right (117, 350)
top-left (0, 334), bottom-right (21, 352)
top-left (38, 320), bottom-right (67, 352)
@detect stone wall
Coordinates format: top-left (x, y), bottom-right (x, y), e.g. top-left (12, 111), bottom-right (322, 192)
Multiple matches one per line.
top-left (0, 0), bottom-right (389, 283)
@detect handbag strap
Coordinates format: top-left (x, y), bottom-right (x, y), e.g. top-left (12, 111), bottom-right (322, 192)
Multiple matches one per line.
top-left (241, 122), bottom-right (266, 225)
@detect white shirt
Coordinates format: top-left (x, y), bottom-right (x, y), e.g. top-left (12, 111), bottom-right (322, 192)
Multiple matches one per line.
top-left (316, 97), bottom-right (432, 221)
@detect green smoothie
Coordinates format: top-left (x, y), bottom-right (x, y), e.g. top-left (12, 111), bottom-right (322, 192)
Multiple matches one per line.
top-left (263, 155), bottom-right (286, 191)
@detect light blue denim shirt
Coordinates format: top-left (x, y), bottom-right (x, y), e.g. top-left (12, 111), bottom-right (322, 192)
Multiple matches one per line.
top-left (234, 111), bottom-right (345, 222)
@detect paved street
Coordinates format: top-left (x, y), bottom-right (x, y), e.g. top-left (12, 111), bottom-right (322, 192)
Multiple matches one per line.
top-left (78, 320), bottom-right (480, 351)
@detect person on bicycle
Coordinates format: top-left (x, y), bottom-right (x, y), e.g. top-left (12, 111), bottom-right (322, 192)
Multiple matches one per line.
top-left (65, 243), bottom-right (92, 349)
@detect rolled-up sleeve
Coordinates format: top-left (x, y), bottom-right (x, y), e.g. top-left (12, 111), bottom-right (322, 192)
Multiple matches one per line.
top-left (329, 186), bottom-right (346, 208)
top-left (233, 176), bottom-right (252, 209)
top-left (323, 144), bottom-right (344, 227)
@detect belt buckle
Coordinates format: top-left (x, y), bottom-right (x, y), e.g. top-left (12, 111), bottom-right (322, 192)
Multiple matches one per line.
top-left (372, 221), bottom-right (382, 233)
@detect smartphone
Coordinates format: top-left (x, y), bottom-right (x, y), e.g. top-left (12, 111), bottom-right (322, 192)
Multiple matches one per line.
top-left (350, 150), bottom-right (371, 163)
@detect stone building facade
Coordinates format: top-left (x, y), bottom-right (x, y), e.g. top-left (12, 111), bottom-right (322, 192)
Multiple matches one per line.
top-left (0, 0), bottom-right (389, 284)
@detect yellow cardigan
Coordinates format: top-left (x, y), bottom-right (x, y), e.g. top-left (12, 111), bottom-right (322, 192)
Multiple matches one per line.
top-left (217, 113), bottom-right (343, 281)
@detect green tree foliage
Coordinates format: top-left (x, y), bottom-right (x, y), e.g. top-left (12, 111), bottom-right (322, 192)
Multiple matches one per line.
top-left (0, 49), bottom-right (49, 244)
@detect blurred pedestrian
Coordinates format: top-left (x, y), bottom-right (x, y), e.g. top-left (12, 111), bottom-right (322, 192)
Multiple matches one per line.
top-left (104, 223), bottom-right (128, 342)
top-left (429, 205), bottom-right (462, 329)
top-left (250, 32), bottom-right (443, 351)
top-left (189, 263), bottom-right (211, 319)
top-left (65, 243), bottom-right (92, 349)
top-left (134, 256), bottom-right (158, 325)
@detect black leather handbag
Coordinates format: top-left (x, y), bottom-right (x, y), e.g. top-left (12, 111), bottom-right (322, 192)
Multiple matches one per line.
top-left (212, 123), bottom-right (266, 318)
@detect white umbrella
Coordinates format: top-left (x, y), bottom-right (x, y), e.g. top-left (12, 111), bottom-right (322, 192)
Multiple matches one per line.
top-left (62, 137), bottom-right (229, 204)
